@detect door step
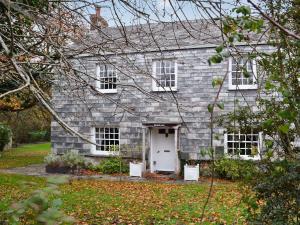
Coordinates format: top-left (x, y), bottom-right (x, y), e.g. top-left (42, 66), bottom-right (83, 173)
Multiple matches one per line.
top-left (143, 171), bottom-right (177, 181)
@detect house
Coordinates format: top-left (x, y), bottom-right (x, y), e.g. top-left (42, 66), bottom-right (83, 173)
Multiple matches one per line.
top-left (51, 10), bottom-right (272, 174)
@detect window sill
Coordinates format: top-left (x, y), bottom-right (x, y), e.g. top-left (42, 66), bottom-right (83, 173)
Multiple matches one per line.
top-left (152, 87), bottom-right (177, 92)
top-left (98, 89), bottom-right (118, 94)
top-left (228, 85), bottom-right (258, 91)
top-left (225, 154), bottom-right (260, 161)
top-left (90, 151), bottom-right (120, 156)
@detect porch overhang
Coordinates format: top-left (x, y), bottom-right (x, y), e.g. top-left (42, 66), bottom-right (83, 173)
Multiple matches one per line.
top-left (142, 122), bottom-right (182, 128)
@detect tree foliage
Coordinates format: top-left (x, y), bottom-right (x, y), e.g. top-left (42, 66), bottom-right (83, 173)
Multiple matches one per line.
top-left (0, 105), bottom-right (50, 145)
top-left (210, 1), bottom-right (300, 223)
top-left (5, 175), bottom-right (75, 225)
top-left (0, 123), bottom-right (11, 152)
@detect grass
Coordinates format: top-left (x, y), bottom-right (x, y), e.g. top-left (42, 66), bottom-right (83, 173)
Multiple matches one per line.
top-left (0, 142), bottom-right (50, 169)
top-left (0, 143), bottom-right (247, 224)
top-left (0, 173), bottom-right (247, 224)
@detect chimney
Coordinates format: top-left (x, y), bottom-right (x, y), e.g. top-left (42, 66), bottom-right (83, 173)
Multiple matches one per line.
top-left (96, 6), bottom-right (101, 17)
top-left (90, 5), bottom-right (108, 30)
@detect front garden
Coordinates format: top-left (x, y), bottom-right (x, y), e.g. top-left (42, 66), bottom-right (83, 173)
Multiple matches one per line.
top-left (0, 143), bottom-right (248, 224)
top-left (0, 173), bottom-right (247, 224)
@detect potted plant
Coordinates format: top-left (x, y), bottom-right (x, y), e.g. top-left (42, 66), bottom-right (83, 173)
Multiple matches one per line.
top-left (44, 151), bottom-right (87, 174)
top-left (61, 151), bottom-right (85, 174)
top-left (44, 153), bottom-right (70, 173)
top-left (184, 159), bottom-right (199, 181)
top-left (129, 160), bottom-right (143, 177)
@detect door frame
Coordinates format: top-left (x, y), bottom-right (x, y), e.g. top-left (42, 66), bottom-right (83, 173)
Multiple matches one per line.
top-left (149, 125), bottom-right (180, 174)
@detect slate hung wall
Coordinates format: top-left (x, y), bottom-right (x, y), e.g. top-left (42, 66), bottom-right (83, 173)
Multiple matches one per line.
top-left (51, 44), bottom-right (271, 160)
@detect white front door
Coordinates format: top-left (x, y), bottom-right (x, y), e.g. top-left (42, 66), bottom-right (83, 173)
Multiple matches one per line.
top-left (151, 128), bottom-right (176, 172)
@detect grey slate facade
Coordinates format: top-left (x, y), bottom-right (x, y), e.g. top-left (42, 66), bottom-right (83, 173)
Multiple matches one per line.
top-left (51, 20), bottom-right (271, 171)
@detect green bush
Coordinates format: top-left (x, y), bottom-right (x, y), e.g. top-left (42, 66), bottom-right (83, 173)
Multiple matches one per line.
top-left (246, 160), bottom-right (300, 224)
top-left (29, 130), bottom-right (49, 143)
top-left (214, 157), bottom-right (258, 180)
top-left (0, 124), bottom-right (11, 152)
top-left (94, 157), bottom-right (129, 174)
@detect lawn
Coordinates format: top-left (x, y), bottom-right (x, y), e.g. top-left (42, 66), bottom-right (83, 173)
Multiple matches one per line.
top-left (0, 143), bottom-right (50, 169)
top-left (0, 143), bottom-right (247, 224)
top-left (0, 173), bottom-right (247, 224)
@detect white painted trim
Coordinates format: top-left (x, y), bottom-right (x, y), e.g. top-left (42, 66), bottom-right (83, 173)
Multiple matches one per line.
top-left (96, 64), bottom-right (118, 93)
top-left (223, 131), bottom-right (262, 160)
top-left (91, 150), bottom-right (120, 156)
top-left (98, 89), bottom-right (118, 94)
top-left (149, 128), bottom-right (154, 173)
top-left (224, 132), bottom-right (228, 154)
top-left (174, 125), bottom-right (181, 174)
top-left (228, 57), bottom-right (258, 90)
top-left (152, 60), bottom-right (177, 92)
top-left (90, 127), bottom-right (120, 156)
top-left (95, 64), bottom-right (100, 89)
top-left (142, 127), bottom-right (146, 172)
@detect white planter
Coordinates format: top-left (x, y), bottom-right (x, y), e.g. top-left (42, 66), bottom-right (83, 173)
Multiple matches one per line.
top-left (129, 162), bottom-right (143, 177)
top-left (184, 164), bottom-right (199, 181)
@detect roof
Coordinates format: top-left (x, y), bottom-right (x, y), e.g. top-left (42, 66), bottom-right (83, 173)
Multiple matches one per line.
top-left (69, 19), bottom-right (268, 56)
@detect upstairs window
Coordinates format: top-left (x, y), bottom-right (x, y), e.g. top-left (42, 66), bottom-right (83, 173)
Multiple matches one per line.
top-left (152, 60), bottom-right (177, 91)
top-left (228, 57), bottom-right (257, 90)
top-left (97, 64), bottom-right (117, 93)
top-left (224, 132), bottom-right (261, 160)
top-left (93, 127), bottom-right (119, 155)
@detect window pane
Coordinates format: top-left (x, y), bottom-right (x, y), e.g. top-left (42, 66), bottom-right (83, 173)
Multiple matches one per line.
top-left (231, 57), bottom-right (255, 87)
top-left (98, 65), bottom-right (117, 90)
top-left (240, 149), bottom-right (245, 155)
top-left (95, 127), bottom-right (119, 152)
top-left (226, 132), bottom-right (259, 156)
top-left (154, 60), bottom-right (176, 88)
top-left (246, 149), bottom-right (251, 155)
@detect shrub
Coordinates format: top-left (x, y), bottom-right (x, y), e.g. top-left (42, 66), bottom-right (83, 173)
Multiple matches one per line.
top-left (44, 153), bottom-right (62, 167)
top-left (246, 160), bottom-right (300, 224)
top-left (44, 151), bottom-right (95, 172)
top-left (214, 157), bottom-right (258, 180)
top-left (28, 130), bottom-right (49, 143)
top-left (0, 124), bottom-right (11, 152)
top-left (61, 151), bottom-right (85, 169)
top-left (199, 162), bottom-right (213, 177)
top-left (94, 157), bottom-right (129, 174)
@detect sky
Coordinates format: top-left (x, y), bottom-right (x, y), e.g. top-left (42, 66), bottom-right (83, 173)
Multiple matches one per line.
top-left (82, 0), bottom-right (239, 27)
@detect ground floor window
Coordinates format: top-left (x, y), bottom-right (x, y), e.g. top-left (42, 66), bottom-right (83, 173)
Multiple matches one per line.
top-left (224, 132), bottom-right (261, 158)
top-left (95, 128), bottom-right (119, 152)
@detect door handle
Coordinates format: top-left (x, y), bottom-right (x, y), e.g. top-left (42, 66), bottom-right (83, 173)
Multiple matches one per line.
top-left (164, 150), bottom-right (170, 152)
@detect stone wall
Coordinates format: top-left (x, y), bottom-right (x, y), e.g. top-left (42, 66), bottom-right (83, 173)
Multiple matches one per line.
top-left (51, 45), bottom-right (272, 159)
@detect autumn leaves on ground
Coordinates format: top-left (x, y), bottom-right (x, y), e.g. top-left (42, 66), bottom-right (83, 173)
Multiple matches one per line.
top-left (0, 143), bottom-right (246, 224)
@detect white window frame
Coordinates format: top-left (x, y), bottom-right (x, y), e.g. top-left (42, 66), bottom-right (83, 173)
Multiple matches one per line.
top-left (152, 60), bottom-right (177, 92)
top-left (91, 127), bottom-right (120, 156)
top-left (224, 131), bottom-right (262, 160)
top-left (228, 57), bottom-right (258, 90)
top-left (96, 64), bottom-right (118, 93)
